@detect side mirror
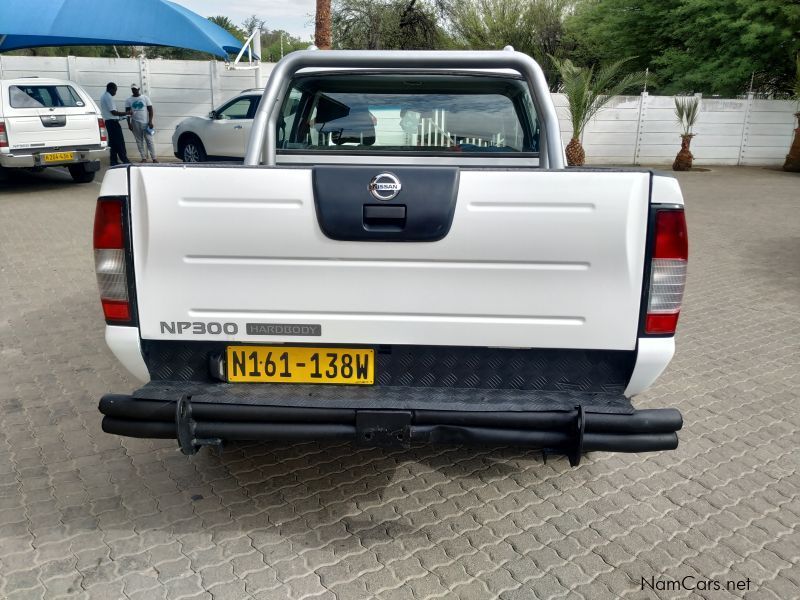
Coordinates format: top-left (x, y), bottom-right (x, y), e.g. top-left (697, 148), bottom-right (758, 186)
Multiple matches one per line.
top-left (208, 110), bottom-right (218, 119)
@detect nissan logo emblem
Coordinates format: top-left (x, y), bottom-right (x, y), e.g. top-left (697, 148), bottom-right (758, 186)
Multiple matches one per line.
top-left (368, 172), bottom-right (402, 201)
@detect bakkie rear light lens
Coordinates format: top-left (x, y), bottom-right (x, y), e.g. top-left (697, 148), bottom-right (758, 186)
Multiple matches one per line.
top-left (0, 121), bottom-right (8, 148)
top-left (95, 248), bottom-right (128, 299)
top-left (94, 200), bottom-right (124, 248)
top-left (653, 210), bottom-right (689, 259)
top-left (646, 209), bottom-right (688, 334)
top-left (98, 118), bottom-right (107, 143)
top-left (100, 297), bottom-right (130, 321)
top-left (94, 199), bottom-right (130, 322)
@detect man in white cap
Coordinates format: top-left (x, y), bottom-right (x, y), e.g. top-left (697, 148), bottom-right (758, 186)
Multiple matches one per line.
top-left (125, 83), bottom-right (157, 163)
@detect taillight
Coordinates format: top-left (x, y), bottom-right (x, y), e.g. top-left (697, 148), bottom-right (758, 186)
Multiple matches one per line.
top-left (94, 199), bottom-right (130, 322)
top-left (0, 121), bottom-right (8, 148)
top-left (98, 118), bottom-right (108, 143)
top-left (645, 209), bottom-right (688, 334)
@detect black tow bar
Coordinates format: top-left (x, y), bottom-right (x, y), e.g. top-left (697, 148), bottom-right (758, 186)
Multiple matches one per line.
top-left (99, 394), bottom-right (682, 461)
top-left (175, 395), bottom-right (222, 455)
top-left (568, 405), bottom-right (586, 467)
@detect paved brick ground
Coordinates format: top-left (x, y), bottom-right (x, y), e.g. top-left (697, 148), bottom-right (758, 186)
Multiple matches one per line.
top-left (0, 165), bottom-right (798, 599)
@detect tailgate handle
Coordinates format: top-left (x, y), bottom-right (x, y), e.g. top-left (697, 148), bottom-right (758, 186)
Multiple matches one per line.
top-left (363, 204), bottom-right (406, 231)
top-left (40, 115), bottom-right (67, 128)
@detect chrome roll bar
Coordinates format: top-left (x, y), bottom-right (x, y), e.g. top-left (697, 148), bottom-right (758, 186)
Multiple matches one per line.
top-left (244, 49), bottom-right (564, 169)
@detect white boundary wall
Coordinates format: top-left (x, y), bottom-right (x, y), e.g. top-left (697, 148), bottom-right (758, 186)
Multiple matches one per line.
top-left (0, 55), bottom-right (275, 158)
top-left (1, 55), bottom-right (796, 165)
top-left (553, 93), bottom-right (797, 166)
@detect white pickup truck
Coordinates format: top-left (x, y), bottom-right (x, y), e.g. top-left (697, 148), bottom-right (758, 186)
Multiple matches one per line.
top-left (0, 78), bottom-right (107, 182)
top-left (95, 50), bottom-right (687, 465)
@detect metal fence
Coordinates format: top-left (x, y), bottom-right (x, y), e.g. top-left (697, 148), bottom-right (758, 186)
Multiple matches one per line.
top-left (1, 54), bottom-right (796, 165)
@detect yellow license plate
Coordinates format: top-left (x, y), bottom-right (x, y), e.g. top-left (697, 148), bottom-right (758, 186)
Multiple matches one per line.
top-left (227, 346), bottom-right (374, 385)
top-left (42, 152), bottom-right (74, 163)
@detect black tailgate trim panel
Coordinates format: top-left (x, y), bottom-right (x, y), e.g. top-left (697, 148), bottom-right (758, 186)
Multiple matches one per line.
top-left (312, 165), bottom-right (459, 241)
top-left (132, 381), bottom-right (634, 414)
top-left (141, 341), bottom-right (635, 394)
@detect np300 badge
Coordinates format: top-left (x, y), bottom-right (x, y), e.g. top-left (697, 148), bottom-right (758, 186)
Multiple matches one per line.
top-left (368, 172), bottom-right (402, 201)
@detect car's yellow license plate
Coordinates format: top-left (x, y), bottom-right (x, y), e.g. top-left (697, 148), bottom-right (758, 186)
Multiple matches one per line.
top-left (42, 152), bottom-right (74, 163)
top-left (227, 346), bottom-right (374, 385)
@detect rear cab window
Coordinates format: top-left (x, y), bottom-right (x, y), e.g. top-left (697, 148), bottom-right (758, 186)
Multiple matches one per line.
top-left (277, 72), bottom-right (539, 156)
top-left (8, 84), bottom-right (85, 109)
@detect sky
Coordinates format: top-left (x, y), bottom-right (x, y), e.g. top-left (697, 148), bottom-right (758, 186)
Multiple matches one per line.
top-left (178, 0), bottom-right (317, 40)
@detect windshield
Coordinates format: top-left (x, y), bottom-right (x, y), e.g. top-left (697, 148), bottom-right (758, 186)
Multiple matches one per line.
top-left (278, 73), bottom-right (539, 154)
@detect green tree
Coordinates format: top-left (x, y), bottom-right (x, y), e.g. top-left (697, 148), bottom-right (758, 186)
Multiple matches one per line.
top-left (672, 96), bottom-right (700, 171)
top-left (241, 15), bottom-right (266, 37)
top-left (442, 0), bottom-right (574, 83)
top-left (566, 0), bottom-right (800, 96)
top-left (551, 56), bottom-right (647, 165)
top-left (333, 0), bottom-right (445, 50)
top-left (261, 30), bottom-right (311, 62)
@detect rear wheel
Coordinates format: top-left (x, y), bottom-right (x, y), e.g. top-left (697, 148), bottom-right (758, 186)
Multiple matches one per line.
top-left (179, 136), bottom-right (207, 163)
top-left (68, 163), bottom-right (96, 183)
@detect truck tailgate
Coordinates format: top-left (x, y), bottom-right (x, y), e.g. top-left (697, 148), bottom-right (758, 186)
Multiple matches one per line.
top-left (6, 113), bottom-right (100, 148)
top-left (128, 165), bottom-right (649, 351)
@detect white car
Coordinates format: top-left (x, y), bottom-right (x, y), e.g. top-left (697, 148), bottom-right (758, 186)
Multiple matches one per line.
top-left (171, 89), bottom-right (261, 162)
top-left (0, 77), bottom-right (107, 182)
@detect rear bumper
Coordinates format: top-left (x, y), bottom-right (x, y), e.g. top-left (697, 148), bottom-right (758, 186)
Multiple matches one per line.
top-left (99, 389), bottom-right (682, 465)
top-left (0, 147), bottom-right (107, 168)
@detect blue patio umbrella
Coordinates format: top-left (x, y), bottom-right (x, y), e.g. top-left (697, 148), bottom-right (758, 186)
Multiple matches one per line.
top-left (0, 0), bottom-right (245, 59)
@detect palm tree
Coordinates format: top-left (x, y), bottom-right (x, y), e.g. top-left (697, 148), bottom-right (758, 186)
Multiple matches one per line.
top-left (316, 0), bottom-right (332, 49)
top-left (673, 96), bottom-right (700, 171)
top-left (783, 54), bottom-right (800, 173)
top-left (550, 56), bottom-right (646, 166)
